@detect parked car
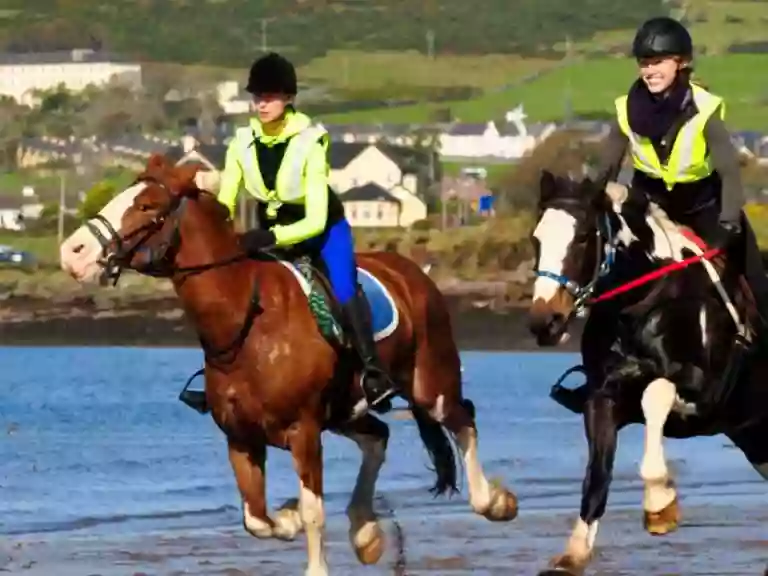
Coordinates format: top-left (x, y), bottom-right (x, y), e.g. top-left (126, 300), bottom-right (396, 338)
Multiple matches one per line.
top-left (0, 245), bottom-right (37, 271)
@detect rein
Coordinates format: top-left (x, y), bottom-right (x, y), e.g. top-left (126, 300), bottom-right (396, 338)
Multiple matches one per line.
top-left (536, 211), bottom-right (723, 313)
top-left (591, 246), bottom-right (722, 304)
top-left (86, 178), bottom-right (264, 366)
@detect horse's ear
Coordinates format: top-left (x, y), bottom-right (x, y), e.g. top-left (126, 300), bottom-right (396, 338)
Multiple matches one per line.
top-left (147, 153), bottom-right (169, 171)
top-left (540, 169), bottom-right (557, 203)
top-left (194, 170), bottom-right (221, 193)
top-left (169, 163), bottom-right (202, 197)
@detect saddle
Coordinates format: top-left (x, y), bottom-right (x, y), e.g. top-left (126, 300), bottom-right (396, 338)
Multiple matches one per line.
top-left (278, 249), bottom-right (351, 346)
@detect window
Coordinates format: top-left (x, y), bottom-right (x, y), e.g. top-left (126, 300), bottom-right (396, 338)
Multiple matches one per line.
top-left (349, 207), bottom-right (357, 219)
top-left (376, 206), bottom-right (384, 220)
top-left (362, 209), bottom-right (370, 221)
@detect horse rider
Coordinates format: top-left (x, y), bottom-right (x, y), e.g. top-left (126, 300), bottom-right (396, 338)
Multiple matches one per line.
top-left (593, 16), bottom-right (768, 335)
top-left (215, 51), bottom-right (397, 415)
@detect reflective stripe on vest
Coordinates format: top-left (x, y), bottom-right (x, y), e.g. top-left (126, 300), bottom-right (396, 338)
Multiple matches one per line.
top-left (615, 84), bottom-right (725, 191)
top-left (236, 125), bottom-right (328, 215)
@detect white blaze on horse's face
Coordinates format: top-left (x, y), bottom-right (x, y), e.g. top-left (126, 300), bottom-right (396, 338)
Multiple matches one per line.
top-left (59, 181), bottom-right (148, 284)
top-left (532, 208), bottom-right (578, 303)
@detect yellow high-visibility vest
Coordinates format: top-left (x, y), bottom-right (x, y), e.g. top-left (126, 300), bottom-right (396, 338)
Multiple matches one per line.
top-left (615, 84), bottom-right (725, 190)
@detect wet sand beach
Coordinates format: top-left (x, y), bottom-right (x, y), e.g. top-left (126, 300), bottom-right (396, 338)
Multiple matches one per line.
top-left (3, 497), bottom-right (767, 575)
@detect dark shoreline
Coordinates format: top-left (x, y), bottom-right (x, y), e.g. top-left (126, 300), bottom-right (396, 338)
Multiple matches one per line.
top-left (0, 295), bottom-right (583, 351)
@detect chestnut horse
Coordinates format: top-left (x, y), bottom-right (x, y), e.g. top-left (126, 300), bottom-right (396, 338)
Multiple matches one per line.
top-left (59, 155), bottom-right (517, 575)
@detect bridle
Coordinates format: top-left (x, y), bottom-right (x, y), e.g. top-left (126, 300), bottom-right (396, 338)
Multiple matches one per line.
top-left (535, 200), bottom-right (618, 317)
top-left (86, 176), bottom-right (248, 286)
top-left (82, 176), bottom-right (260, 366)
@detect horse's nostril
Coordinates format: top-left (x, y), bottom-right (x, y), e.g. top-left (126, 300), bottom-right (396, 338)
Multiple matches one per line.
top-left (72, 243), bottom-right (85, 254)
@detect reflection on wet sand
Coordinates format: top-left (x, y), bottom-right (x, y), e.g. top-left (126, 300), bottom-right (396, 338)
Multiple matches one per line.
top-left (3, 500), bottom-right (766, 575)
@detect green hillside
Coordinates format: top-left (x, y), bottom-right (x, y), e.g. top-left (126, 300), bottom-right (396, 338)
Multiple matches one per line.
top-left (0, 0), bottom-right (666, 66)
top-left (319, 54), bottom-right (768, 129)
top-left (3, 0), bottom-right (768, 127)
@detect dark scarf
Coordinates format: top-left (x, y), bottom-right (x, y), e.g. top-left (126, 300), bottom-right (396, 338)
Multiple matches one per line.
top-left (626, 76), bottom-right (691, 140)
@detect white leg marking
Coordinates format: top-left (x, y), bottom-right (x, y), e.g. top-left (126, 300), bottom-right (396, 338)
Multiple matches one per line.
top-left (532, 208), bottom-right (577, 302)
top-left (456, 426), bottom-right (493, 513)
top-left (300, 481), bottom-right (329, 576)
top-left (563, 518), bottom-right (599, 563)
top-left (243, 501), bottom-right (273, 539)
top-left (345, 433), bottom-right (386, 558)
top-left (428, 394), bottom-right (446, 423)
top-left (640, 378), bottom-right (678, 512)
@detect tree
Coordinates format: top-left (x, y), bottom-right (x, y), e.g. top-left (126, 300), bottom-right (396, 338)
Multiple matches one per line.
top-left (494, 129), bottom-right (602, 213)
top-left (0, 97), bottom-right (28, 169)
top-left (79, 181), bottom-right (117, 220)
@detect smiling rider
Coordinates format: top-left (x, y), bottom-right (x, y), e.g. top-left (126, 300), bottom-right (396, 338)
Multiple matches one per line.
top-left (594, 16), bottom-right (768, 336)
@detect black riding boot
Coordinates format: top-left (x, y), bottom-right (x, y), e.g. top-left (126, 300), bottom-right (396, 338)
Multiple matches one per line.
top-left (342, 287), bottom-right (396, 416)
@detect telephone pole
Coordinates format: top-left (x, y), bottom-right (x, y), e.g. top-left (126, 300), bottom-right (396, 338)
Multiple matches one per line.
top-left (57, 171), bottom-right (66, 245)
top-left (563, 34), bottom-right (573, 123)
top-left (261, 19), bottom-right (268, 52)
top-left (426, 29), bottom-right (435, 59)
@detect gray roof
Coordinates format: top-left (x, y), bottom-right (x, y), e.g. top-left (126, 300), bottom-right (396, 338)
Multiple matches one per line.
top-left (0, 49), bottom-right (133, 66)
top-left (165, 144), bottom-right (228, 170)
top-left (328, 142), bottom-right (368, 169)
top-left (446, 123), bottom-right (487, 136)
top-left (342, 183), bottom-right (400, 203)
top-left (0, 196), bottom-right (22, 210)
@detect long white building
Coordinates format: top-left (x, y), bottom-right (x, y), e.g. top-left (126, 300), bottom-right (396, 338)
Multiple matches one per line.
top-left (0, 48), bottom-right (142, 105)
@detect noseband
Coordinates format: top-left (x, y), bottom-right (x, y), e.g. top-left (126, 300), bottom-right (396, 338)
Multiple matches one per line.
top-left (84, 177), bottom-right (192, 285)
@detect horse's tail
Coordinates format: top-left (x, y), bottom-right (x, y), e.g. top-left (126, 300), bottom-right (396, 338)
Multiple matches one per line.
top-left (410, 404), bottom-right (459, 496)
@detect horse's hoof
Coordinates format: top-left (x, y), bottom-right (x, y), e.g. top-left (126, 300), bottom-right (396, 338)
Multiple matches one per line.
top-left (351, 521), bottom-right (385, 565)
top-left (537, 554), bottom-right (586, 576)
top-left (273, 501), bottom-right (303, 541)
top-left (482, 484), bottom-right (518, 522)
top-left (643, 496), bottom-right (681, 535)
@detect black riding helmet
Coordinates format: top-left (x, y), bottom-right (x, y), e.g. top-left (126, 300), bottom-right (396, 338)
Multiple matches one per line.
top-left (632, 17), bottom-right (693, 60)
top-left (246, 52), bottom-right (297, 95)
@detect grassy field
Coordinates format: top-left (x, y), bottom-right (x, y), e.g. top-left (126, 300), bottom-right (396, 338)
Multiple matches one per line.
top-left (317, 54), bottom-right (768, 129)
top-left (299, 51), bottom-right (558, 92)
top-left (562, 0), bottom-right (768, 54)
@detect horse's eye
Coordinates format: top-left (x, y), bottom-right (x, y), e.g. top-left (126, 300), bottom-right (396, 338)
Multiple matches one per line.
top-left (137, 204), bottom-right (150, 212)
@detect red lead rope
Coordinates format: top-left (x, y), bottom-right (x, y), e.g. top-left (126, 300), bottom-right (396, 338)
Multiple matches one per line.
top-left (589, 229), bottom-right (721, 304)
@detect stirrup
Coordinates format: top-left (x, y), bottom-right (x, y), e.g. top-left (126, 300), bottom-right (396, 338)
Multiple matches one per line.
top-left (178, 368), bottom-right (209, 414)
top-left (350, 370), bottom-right (396, 419)
top-left (179, 389), bottom-right (209, 414)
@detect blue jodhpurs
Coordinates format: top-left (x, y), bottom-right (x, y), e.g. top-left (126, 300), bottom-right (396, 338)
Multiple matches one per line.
top-left (304, 218), bottom-right (358, 305)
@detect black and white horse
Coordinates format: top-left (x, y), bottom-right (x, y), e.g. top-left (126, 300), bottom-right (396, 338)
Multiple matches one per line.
top-left (528, 170), bottom-right (768, 575)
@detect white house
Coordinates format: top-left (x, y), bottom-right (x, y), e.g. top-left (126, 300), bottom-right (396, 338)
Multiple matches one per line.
top-left (439, 107), bottom-right (556, 160)
top-left (216, 81), bottom-right (251, 116)
top-left (0, 48), bottom-right (142, 105)
top-left (341, 183), bottom-right (401, 228)
top-left (329, 144), bottom-right (427, 227)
